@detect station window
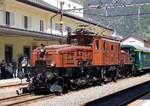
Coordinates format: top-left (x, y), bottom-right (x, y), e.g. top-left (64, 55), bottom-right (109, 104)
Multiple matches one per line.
top-left (5, 45), bottom-right (13, 63)
top-left (6, 11), bottom-right (10, 25)
top-left (111, 45), bottom-right (114, 51)
top-left (40, 20), bottom-right (44, 32)
top-left (24, 16), bottom-right (28, 29)
top-left (96, 40), bottom-right (99, 50)
top-left (55, 23), bottom-right (60, 31)
top-left (65, 26), bottom-right (72, 32)
top-left (24, 46), bottom-right (30, 59)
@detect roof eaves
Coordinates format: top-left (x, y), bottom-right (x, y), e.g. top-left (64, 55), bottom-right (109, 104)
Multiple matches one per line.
top-left (0, 25), bottom-right (66, 40)
top-left (16, 0), bottom-right (59, 13)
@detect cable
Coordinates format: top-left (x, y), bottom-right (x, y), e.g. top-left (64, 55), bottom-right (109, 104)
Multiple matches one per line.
top-left (69, 11), bottom-right (150, 17)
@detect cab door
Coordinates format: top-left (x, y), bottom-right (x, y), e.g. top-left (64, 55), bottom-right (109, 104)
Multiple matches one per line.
top-left (92, 38), bottom-right (102, 65)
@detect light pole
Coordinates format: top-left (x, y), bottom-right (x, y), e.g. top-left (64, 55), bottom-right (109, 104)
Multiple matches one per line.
top-left (60, 1), bottom-right (64, 36)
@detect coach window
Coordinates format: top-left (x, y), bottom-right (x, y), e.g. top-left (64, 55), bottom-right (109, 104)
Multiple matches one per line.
top-left (96, 40), bottom-right (99, 50)
top-left (111, 45), bottom-right (114, 51)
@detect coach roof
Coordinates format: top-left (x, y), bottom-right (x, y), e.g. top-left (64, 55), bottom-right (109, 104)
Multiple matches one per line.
top-left (122, 45), bottom-right (150, 52)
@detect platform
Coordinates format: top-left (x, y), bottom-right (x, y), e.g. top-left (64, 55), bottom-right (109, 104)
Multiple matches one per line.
top-left (128, 92), bottom-right (150, 106)
top-left (0, 78), bottom-right (26, 86)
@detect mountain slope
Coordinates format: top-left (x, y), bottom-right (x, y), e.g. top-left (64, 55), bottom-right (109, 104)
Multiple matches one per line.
top-left (84, 0), bottom-right (150, 36)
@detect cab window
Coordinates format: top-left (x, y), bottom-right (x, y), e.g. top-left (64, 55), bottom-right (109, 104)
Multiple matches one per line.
top-left (71, 38), bottom-right (78, 45)
top-left (70, 37), bottom-right (93, 46)
top-left (96, 40), bottom-right (99, 50)
top-left (111, 45), bottom-right (114, 51)
top-left (85, 38), bottom-right (92, 46)
top-left (103, 41), bottom-right (106, 52)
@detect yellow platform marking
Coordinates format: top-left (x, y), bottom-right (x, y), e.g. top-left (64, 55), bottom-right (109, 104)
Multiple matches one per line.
top-left (127, 100), bottom-right (144, 106)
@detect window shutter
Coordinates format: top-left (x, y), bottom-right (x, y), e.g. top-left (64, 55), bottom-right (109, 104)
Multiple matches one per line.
top-left (22, 15), bottom-right (24, 29)
top-left (2, 11), bottom-right (6, 25)
top-left (11, 12), bottom-right (15, 26)
top-left (29, 16), bottom-right (32, 30)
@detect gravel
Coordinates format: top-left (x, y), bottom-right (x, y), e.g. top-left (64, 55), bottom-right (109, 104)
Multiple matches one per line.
top-left (21, 74), bottom-right (150, 106)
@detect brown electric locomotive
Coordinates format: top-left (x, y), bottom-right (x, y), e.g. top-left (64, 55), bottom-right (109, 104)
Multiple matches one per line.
top-left (18, 28), bottom-right (132, 94)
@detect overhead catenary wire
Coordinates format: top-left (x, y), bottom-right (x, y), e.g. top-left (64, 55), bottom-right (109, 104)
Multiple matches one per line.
top-left (63, 2), bottom-right (150, 12)
top-left (71, 11), bottom-right (150, 17)
top-left (63, 1), bottom-right (150, 18)
top-left (89, 2), bottom-right (150, 9)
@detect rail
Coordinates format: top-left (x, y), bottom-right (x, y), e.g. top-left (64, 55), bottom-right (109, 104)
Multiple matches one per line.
top-left (0, 83), bottom-right (28, 89)
top-left (0, 94), bottom-right (54, 106)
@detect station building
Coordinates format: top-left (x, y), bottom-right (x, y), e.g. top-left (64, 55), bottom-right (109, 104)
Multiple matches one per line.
top-left (121, 34), bottom-right (150, 48)
top-left (0, 0), bottom-right (113, 63)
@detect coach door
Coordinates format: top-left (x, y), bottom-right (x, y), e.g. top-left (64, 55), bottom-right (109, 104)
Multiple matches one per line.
top-left (93, 38), bottom-right (102, 65)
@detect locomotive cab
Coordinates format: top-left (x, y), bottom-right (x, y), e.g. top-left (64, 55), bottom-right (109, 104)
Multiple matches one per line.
top-left (67, 34), bottom-right (93, 47)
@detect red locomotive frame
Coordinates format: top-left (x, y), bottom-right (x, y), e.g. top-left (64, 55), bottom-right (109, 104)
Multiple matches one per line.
top-left (32, 34), bottom-right (130, 67)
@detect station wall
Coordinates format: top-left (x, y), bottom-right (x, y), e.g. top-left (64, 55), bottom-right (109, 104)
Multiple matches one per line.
top-left (0, 36), bottom-right (59, 62)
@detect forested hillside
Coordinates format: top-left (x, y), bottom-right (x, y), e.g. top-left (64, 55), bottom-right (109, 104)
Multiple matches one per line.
top-left (84, 0), bottom-right (150, 36)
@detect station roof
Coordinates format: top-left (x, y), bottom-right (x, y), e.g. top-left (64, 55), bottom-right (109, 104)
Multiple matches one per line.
top-left (15, 0), bottom-right (114, 31)
top-left (0, 25), bottom-right (66, 41)
top-left (121, 34), bottom-right (150, 42)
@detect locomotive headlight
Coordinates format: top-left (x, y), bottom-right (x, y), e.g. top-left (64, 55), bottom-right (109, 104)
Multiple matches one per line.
top-left (40, 43), bottom-right (46, 58)
top-left (50, 61), bottom-right (56, 67)
top-left (40, 48), bottom-right (45, 52)
top-left (40, 47), bottom-right (45, 58)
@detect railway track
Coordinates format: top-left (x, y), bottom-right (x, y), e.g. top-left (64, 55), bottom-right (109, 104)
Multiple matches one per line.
top-left (0, 93), bottom-right (32, 103)
top-left (0, 83), bottom-right (28, 89)
top-left (85, 81), bottom-right (150, 106)
top-left (0, 75), bottom-right (148, 106)
top-left (0, 93), bottom-right (54, 106)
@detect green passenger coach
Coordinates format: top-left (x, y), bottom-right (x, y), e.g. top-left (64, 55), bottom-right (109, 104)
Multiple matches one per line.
top-left (121, 45), bottom-right (150, 71)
